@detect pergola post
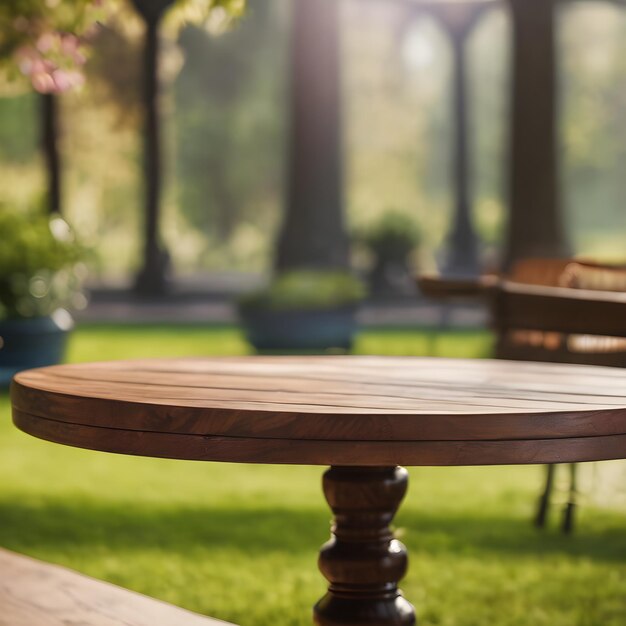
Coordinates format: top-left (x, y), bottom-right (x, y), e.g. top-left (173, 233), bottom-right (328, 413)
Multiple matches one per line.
top-left (41, 93), bottom-right (61, 215)
top-left (416, 2), bottom-right (492, 277)
top-left (504, 0), bottom-right (568, 269)
top-left (275, 0), bottom-right (349, 271)
top-left (441, 19), bottom-right (480, 276)
top-left (132, 0), bottom-right (175, 296)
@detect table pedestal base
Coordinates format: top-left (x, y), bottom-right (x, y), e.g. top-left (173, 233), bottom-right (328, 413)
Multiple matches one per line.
top-left (314, 466), bottom-right (416, 626)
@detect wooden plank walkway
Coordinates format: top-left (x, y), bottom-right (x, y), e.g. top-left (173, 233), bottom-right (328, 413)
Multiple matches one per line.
top-left (0, 548), bottom-right (235, 626)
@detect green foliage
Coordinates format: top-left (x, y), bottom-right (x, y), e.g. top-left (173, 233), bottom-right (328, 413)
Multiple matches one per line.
top-left (1, 0), bottom-right (625, 277)
top-left (0, 93), bottom-right (37, 163)
top-left (0, 0), bottom-right (97, 58)
top-left (560, 4), bottom-right (626, 252)
top-left (62, 324), bottom-right (492, 361)
top-left (358, 211), bottom-right (421, 261)
top-left (0, 0), bottom-right (103, 92)
top-left (0, 208), bottom-right (86, 319)
top-left (174, 1), bottom-right (284, 269)
top-left (239, 270), bottom-right (366, 312)
top-left (170, 0), bottom-right (247, 24)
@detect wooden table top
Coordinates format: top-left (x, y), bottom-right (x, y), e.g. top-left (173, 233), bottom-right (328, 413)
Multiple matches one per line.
top-left (11, 356), bottom-right (626, 466)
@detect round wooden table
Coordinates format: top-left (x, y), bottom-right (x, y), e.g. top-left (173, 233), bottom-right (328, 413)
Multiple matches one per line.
top-left (11, 356), bottom-right (626, 626)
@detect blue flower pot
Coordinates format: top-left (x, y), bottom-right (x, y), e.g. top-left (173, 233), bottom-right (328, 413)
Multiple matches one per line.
top-left (0, 310), bottom-right (73, 388)
top-left (239, 306), bottom-right (358, 352)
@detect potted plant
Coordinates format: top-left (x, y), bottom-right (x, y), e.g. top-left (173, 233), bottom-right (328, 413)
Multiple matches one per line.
top-left (358, 211), bottom-right (421, 299)
top-left (0, 209), bottom-right (86, 386)
top-left (238, 270), bottom-right (366, 352)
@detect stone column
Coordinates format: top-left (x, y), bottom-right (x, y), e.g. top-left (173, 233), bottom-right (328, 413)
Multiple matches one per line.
top-left (504, 0), bottom-right (569, 270)
top-left (275, 0), bottom-right (349, 271)
top-left (429, 2), bottom-right (491, 276)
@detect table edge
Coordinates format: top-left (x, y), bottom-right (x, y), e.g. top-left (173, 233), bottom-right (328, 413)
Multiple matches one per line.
top-left (13, 408), bottom-right (626, 467)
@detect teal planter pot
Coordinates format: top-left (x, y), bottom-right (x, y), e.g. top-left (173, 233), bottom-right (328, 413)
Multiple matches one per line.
top-left (239, 306), bottom-right (358, 352)
top-left (0, 310), bottom-right (73, 387)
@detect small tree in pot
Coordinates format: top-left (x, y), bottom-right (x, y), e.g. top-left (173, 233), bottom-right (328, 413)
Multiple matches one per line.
top-left (358, 211), bottom-right (421, 299)
top-left (0, 209), bottom-right (86, 385)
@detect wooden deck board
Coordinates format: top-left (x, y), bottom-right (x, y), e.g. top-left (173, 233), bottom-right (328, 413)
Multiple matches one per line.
top-left (0, 548), bottom-right (235, 626)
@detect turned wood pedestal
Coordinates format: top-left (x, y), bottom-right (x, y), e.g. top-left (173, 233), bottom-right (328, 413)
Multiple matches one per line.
top-left (314, 466), bottom-right (415, 626)
top-left (11, 356), bottom-right (626, 625)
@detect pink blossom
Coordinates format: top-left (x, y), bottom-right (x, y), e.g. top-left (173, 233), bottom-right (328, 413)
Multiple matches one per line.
top-left (60, 34), bottom-right (78, 55)
top-left (51, 69), bottom-right (84, 91)
top-left (15, 30), bottom-right (89, 93)
top-left (61, 35), bottom-right (87, 65)
top-left (36, 33), bottom-right (55, 53)
top-left (16, 47), bottom-right (37, 75)
top-left (31, 72), bottom-right (56, 93)
top-left (10, 1), bottom-right (108, 93)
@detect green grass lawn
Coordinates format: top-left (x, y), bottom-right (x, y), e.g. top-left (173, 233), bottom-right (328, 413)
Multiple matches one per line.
top-left (1, 324), bottom-right (625, 626)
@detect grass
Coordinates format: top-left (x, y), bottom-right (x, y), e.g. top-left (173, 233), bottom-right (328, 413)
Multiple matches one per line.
top-left (63, 323), bottom-right (495, 361)
top-left (1, 324), bottom-right (625, 626)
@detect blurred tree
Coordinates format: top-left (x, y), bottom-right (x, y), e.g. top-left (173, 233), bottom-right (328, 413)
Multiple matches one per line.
top-left (0, 94), bottom-right (38, 164)
top-left (422, 1), bottom-right (493, 277)
top-left (467, 6), bottom-right (508, 267)
top-left (0, 1), bottom-right (104, 217)
top-left (85, 21), bottom-right (143, 129)
top-left (175, 0), bottom-right (284, 260)
top-left (343, 2), bottom-right (457, 272)
top-left (2, 0), bottom-right (623, 278)
top-left (128, 0), bottom-right (246, 295)
top-left (560, 3), bottom-right (626, 259)
top-left (0, 1), bottom-right (99, 91)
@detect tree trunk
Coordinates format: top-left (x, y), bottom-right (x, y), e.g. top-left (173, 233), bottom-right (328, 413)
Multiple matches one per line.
top-left (504, 0), bottom-right (569, 270)
top-left (275, 0), bottom-right (349, 272)
top-left (441, 35), bottom-right (480, 276)
top-left (134, 14), bottom-right (169, 296)
top-left (41, 93), bottom-right (61, 215)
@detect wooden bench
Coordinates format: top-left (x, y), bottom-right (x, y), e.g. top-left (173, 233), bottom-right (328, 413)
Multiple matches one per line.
top-left (418, 258), bottom-right (626, 532)
top-left (419, 258), bottom-right (626, 365)
top-left (0, 548), bottom-right (235, 626)
top-left (491, 279), bottom-right (626, 365)
top-left (490, 280), bottom-right (626, 530)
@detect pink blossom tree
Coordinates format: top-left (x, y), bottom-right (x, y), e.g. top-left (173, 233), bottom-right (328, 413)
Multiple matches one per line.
top-left (129, 0), bottom-right (245, 295)
top-left (2, 0), bottom-right (245, 290)
top-left (1, 1), bottom-right (106, 215)
top-left (1, 0), bottom-right (105, 93)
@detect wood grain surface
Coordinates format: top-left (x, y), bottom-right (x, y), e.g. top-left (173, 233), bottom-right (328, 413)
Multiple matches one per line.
top-left (11, 356), bottom-right (626, 466)
top-left (0, 548), bottom-right (234, 626)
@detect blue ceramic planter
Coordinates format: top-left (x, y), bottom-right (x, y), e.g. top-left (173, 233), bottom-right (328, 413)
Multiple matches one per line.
top-left (0, 310), bottom-right (73, 387)
top-left (240, 306), bottom-right (358, 352)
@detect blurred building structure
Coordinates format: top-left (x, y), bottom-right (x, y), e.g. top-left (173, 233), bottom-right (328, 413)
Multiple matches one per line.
top-left (274, 0), bottom-right (572, 280)
top-left (131, 0), bottom-right (177, 296)
top-left (408, 1), bottom-right (494, 277)
top-left (2, 0), bottom-right (625, 291)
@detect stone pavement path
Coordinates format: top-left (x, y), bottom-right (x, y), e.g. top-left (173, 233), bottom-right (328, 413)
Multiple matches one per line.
top-left (78, 292), bottom-right (486, 328)
top-left (79, 273), bottom-right (487, 327)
